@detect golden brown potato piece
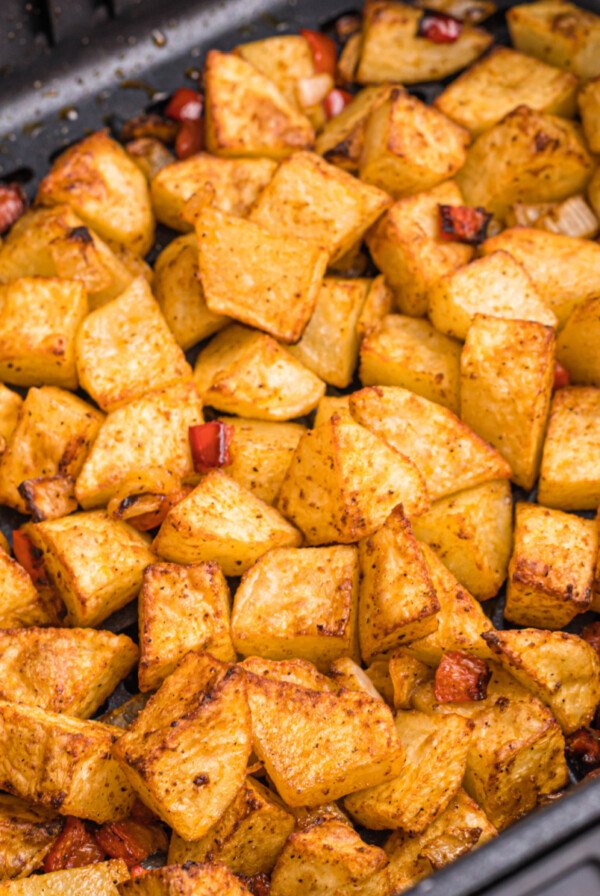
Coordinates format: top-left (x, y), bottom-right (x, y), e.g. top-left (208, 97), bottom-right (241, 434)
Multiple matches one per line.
top-left (313, 395), bottom-right (352, 428)
top-left (349, 386), bottom-right (512, 501)
top-left (276, 412), bottom-right (429, 545)
top-left (505, 502), bottom-right (596, 628)
top-left (241, 655), bottom-right (338, 693)
top-left (402, 545), bottom-right (493, 666)
top-left (556, 297), bottom-right (600, 387)
top-left (315, 86), bottom-right (394, 172)
top-left (435, 47), bottom-right (577, 136)
top-left (270, 817), bottom-right (390, 896)
top-left (329, 657), bottom-right (386, 702)
top-left (0, 386), bottom-right (103, 514)
top-left (389, 650), bottom-right (433, 710)
top-left (218, 417), bottom-right (305, 504)
top-left (578, 76), bottom-right (600, 153)
top-left (0, 278), bottom-right (87, 390)
top-left (345, 711), bottom-right (472, 833)
top-left (0, 627), bottom-right (137, 718)
top-left (246, 663), bottom-right (405, 806)
top-left (138, 561), bottom-right (235, 692)
top-left (25, 511), bottom-right (155, 628)
top-left (75, 381), bottom-right (203, 509)
top-left (412, 480), bottom-right (513, 601)
top-left (0, 859), bottom-right (129, 896)
top-left (153, 234), bottom-right (228, 350)
top-left (168, 775), bottom-right (295, 875)
top-left (0, 548), bottom-right (59, 629)
top-left (366, 181), bottom-right (473, 317)
top-left (249, 151), bottom-right (391, 264)
top-left (194, 324), bottom-right (325, 421)
top-left (508, 0), bottom-right (600, 79)
top-left (196, 208), bottom-right (327, 344)
top-left (429, 251), bottom-right (557, 341)
top-left (76, 277), bottom-right (192, 412)
top-left (18, 475), bottom-right (77, 523)
top-left (113, 652), bottom-right (252, 840)
top-left (356, 275), bottom-right (393, 342)
top-left (0, 794), bottom-right (62, 881)
top-left (204, 50), bottom-right (314, 160)
top-left (153, 470), bottom-right (301, 575)
top-left (358, 506), bottom-right (439, 662)
top-left (480, 227), bottom-right (600, 327)
top-left (357, 1), bottom-right (492, 84)
top-left (117, 862), bottom-right (252, 896)
top-left (232, 545), bottom-right (359, 671)
top-left (455, 105), bottom-right (593, 221)
top-left (384, 788), bottom-right (496, 894)
top-left (538, 386), bottom-right (600, 509)
top-left (288, 279), bottom-right (371, 388)
top-left (0, 383), bottom-right (22, 449)
top-left (360, 89), bottom-right (469, 199)
top-left (151, 153), bottom-right (276, 231)
top-left (359, 315), bottom-right (462, 413)
top-left (36, 131), bottom-right (155, 256)
top-left (483, 629), bottom-right (600, 734)
top-left (0, 702), bottom-right (135, 822)
top-left (460, 315), bottom-right (555, 490)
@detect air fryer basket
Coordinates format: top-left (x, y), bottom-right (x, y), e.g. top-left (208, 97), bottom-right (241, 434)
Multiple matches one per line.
top-left (1, 1), bottom-right (600, 893)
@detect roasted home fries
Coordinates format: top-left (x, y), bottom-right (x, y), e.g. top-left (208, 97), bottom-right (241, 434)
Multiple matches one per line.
top-left (3, 1), bottom-right (600, 893)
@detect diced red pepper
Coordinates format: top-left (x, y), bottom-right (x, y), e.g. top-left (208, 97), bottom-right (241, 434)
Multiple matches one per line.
top-left (12, 529), bottom-right (47, 587)
top-left (582, 622), bottom-right (600, 658)
top-left (94, 820), bottom-right (159, 868)
top-left (417, 9), bottom-right (463, 42)
top-left (129, 798), bottom-right (160, 826)
top-left (0, 183), bottom-right (27, 235)
top-left (323, 88), bottom-right (354, 120)
top-left (301, 29), bottom-right (338, 76)
top-left (189, 421), bottom-right (233, 473)
top-left (434, 651), bottom-right (491, 703)
top-left (165, 87), bottom-right (204, 122)
top-left (566, 727), bottom-right (600, 771)
top-left (43, 817), bottom-right (106, 872)
top-left (553, 360), bottom-right (570, 390)
top-left (130, 865), bottom-right (148, 878)
top-left (236, 872), bottom-right (271, 895)
top-left (127, 486), bottom-right (194, 532)
top-left (438, 204), bottom-right (492, 245)
top-left (175, 119), bottom-right (204, 160)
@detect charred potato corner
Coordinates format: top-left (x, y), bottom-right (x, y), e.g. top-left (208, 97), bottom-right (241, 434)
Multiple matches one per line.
top-left (3, 0), bottom-right (600, 892)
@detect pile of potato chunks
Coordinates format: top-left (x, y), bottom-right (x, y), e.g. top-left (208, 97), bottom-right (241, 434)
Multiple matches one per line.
top-left (2, 0), bottom-right (600, 893)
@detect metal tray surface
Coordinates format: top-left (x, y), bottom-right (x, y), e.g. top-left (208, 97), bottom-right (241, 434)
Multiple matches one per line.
top-left (1, 1), bottom-right (600, 893)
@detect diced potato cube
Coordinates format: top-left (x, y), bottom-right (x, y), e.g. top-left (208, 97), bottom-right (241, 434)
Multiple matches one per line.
top-left (349, 386), bottom-right (512, 501)
top-left (460, 315), bottom-right (555, 489)
top-left (76, 277), bottom-right (192, 412)
top-left (455, 105), bottom-right (593, 220)
top-left (138, 561), bottom-right (235, 692)
top-left (556, 296), bottom-right (600, 387)
top-left (113, 652), bottom-right (252, 839)
top-left (116, 862), bottom-right (252, 896)
top-left (18, 475), bottom-right (77, 522)
top-left (389, 651), bottom-right (433, 710)
top-left (167, 776), bottom-right (295, 875)
top-left (218, 417), bottom-right (305, 504)
top-left (315, 86), bottom-right (394, 172)
top-left (150, 153), bottom-right (276, 231)
top-left (0, 794), bottom-right (62, 881)
top-left (358, 506), bottom-right (439, 662)
top-left (412, 480), bottom-right (513, 601)
top-left (204, 50), bottom-right (314, 160)
top-left (249, 151), bottom-right (391, 264)
top-left (25, 511), bottom-right (155, 628)
top-left (232, 545), bottom-right (359, 671)
top-left (357, 1), bottom-right (492, 84)
top-left (0, 859), bottom-right (129, 896)
top-left (245, 663), bottom-right (405, 806)
top-left (153, 470), bottom-right (301, 575)
top-left (75, 381), bottom-right (203, 509)
top-left (36, 131), bottom-right (155, 256)
top-left (435, 47), bottom-right (578, 136)
top-left (356, 275), bottom-right (393, 341)
top-left (313, 395), bottom-right (351, 428)
top-left (360, 89), bottom-right (469, 199)
top-left (0, 383), bottom-right (22, 450)
top-left (241, 655), bottom-right (338, 693)
top-left (0, 386), bottom-right (103, 514)
top-left (196, 208), bottom-right (328, 344)
top-left (508, 0), bottom-right (600, 79)
top-left (153, 234), bottom-right (228, 350)
top-left (277, 412), bottom-right (429, 545)
top-left (428, 251), bottom-right (557, 341)
top-left (0, 702), bottom-right (135, 822)
top-left (345, 710), bottom-right (472, 832)
top-left (193, 325), bottom-right (325, 421)
top-left (538, 386), bottom-right (600, 509)
top-left (329, 657), bottom-right (386, 702)
top-left (505, 502), bottom-right (597, 628)
top-left (578, 76), bottom-right (600, 153)
top-left (0, 627), bottom-right (137, 718)
top-left (366, 181), bottom-right (473, 317)
top-left (0, 548), bottom-right (59, 629)
top-left (359, 315), bottom-right (461, 413)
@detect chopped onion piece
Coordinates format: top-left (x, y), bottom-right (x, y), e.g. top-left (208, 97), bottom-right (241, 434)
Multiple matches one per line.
top-left (536, 195), bottom-right (599, 240)
top-left (296, 73), bottom-right (335, 109)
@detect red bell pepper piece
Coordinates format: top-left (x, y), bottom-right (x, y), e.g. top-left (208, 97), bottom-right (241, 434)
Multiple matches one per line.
top-left (438, 204), bottom-right (491, 245)
top-left (434, 651), bottom-right (491, 703)
top-left (127, 486), bottom-right (193, 532)
top-left (189, 421), bottom-right (233, 473)
top-left (301, 29), bottom-right (338, 76)
top-left (94, 820), bottom-right (157, 868)
top-left (175, 119), bottom-right (204, 159)
top-left (323, 88), bottom-right (354, 120)
top-left (12, 529), bottom-right (47, 587)
top-left (417, 9), bottom-right (463, 42)
top-left (582, 622), bottom-right (600, 658)
top-left (553, 360), bottom-right (570, 390)
top-left (43, 818), bottom-right (106, 872)
top-left (0, 183), bottom-right (27, 235)
top-left (566, 727), bottom-right (600, 771)
top-left (165, 87), bottom-right (203, 122)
